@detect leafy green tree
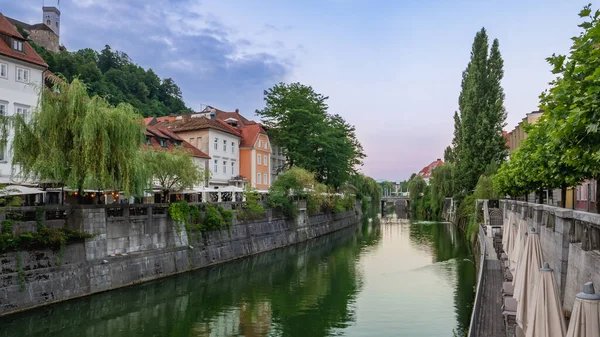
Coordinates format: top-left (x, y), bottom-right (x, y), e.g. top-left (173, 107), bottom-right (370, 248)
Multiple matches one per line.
top-left (143, 148), bottom-right (205, 202)
top-left (408, 175), bottom-right (429, 214)
top-left (256, 83), bottom-right (364, 189)
top-left (456, 28), bottom-right (508, 192)
top-left (29, 43), bottom-right (191, 117)
top-left (347, 173), bottom-right (382, 211)
top-left (313, 114), bottom-right (365, 188)
top-left (430, 163), bottom-right (457, 216)
top-left (12, 78), bottom-right (148, 198)
top-left (539, 5), bottom-right (600, 209)
top-left (237, 186), bottom-right (266, 221)
top-left (379, 181), bottom-right (395, 196)
top-left (444, 111), bottom-right (462, 163)
top-left (257, 82), bottom-right (329, 170)
top-left (494, 6), bottom-right (600, 208)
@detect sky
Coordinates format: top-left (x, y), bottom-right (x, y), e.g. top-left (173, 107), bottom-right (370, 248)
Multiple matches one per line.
top-left (3, 0), bottom-right (588, 181)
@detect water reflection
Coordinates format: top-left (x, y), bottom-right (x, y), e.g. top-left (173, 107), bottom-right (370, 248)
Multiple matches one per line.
top-left (0, 210), bottom-right (475, 337)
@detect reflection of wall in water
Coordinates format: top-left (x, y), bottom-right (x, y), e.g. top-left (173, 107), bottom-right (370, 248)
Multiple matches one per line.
top-left (190, 308), bottom-right (240, 337)
top-left (239, 301), bottom-right (272, 337)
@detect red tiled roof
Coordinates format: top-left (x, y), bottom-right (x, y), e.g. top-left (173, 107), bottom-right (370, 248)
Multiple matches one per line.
top-left (502, 131), bottom-right (510, 148)
top-left (145, 124), bottom-right (210, 159)
top-left (418, 159), bottom-right (444, 179)
top-left (0, 13), bottom-right (48, 68)
top-left (154, 116), bottom-right (241, 137)
top-left (214, 109), bottom-right (256, 126)
top-left (210, 107), bottom-right (269, 149)
top-left (240, 124), bottom-right (268, 148)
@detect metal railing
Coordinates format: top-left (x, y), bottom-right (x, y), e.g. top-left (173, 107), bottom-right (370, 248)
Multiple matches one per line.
top-left (468, 224), bottom-right (487, 337)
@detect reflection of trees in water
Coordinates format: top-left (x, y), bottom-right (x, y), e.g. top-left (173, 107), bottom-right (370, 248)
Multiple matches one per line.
top-left (0, 216), bottom-right (382, 337)
top-left (403, 214), bottom-right (476, 336)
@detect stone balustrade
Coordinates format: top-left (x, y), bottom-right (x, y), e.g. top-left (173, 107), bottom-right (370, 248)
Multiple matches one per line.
top-left (500, 200), bottom-right (600, 312)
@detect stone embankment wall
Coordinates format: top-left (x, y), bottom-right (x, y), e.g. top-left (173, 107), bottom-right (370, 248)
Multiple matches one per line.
top-left (0, 203), bottom-right (360, 316)
top-left (501, 200), bottom-right (600, 312)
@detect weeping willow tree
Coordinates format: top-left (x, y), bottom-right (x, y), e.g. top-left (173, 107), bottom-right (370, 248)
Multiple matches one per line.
top-left (12, 78), bottom-right (149, 198)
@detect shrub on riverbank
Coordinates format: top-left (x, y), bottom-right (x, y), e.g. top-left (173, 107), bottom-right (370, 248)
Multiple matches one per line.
top-left (237, 187), bottom-right (266, 222)
top-left (0, 221), bottom-right (93, 253)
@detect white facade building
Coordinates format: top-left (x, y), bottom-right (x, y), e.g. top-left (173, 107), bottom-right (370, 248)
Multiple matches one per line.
top-left (154, 115), bottom-right (242, 189)
top-left (206, 128), bottom-right (241, 186)
top-left (0, 14), bottom-right (48, 182)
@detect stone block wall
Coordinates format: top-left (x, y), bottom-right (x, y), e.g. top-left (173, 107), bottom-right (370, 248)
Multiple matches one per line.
top-left (0, 204), bottom-right (359, 316)
top-left (28, 29), bottom-right (59, 52)
top-left (501, 200), bottom-right (600, 312)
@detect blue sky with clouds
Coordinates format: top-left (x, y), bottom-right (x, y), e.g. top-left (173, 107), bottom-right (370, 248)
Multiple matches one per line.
top-left (2, 0), bottom-right (589, 180)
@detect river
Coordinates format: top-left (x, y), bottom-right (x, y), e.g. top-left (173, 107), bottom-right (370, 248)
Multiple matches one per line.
top-left (0, 210), bottom-right (476, 337)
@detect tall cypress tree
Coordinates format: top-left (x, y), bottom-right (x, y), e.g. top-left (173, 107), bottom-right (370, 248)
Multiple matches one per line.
top-left (455, 28), bottom-right (507, 192)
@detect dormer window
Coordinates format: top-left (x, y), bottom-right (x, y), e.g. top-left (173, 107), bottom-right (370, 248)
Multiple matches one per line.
top-left (146, 136), bottom-right (152, 146)
top-left (159, 139), bottom-right (168, 148)
top-left (12, 39), bottom-right (23, 52)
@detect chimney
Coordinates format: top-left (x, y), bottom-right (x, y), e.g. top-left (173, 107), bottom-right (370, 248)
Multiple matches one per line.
top-left (235, 108), bottom-right (239, 113)
top-left (437, 158), bottom-right (441, 161)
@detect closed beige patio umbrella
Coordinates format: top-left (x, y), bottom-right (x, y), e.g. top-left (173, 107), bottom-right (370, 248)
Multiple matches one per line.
top-left (566, 282), bottom-right (600, 337)
top-left (525, 262), bottom-right (566, 337)
top-left (515, 228), bottom-right (544, 333)
top-left (509, 219), bottom-right (527, 275)
top-left (503, 212), bottom-right (515, 254)
top-left (506, 222), bottom-right (518, 273)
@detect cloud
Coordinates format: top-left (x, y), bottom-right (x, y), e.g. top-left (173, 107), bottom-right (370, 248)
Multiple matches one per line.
top-left (4, 0), bottom-right (291, 115)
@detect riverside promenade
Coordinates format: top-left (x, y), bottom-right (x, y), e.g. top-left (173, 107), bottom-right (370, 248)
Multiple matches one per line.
top-left (468, 199), bottom-right (600, 337)
top-left (468, 224), bottom-right (505, 337)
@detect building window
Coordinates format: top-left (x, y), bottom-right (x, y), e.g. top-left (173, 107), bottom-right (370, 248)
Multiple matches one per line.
top-left (159, 139), bottom-right (167, 148)
top-left (214, 137), bottom-right (218, 150)
top-left (231, 161), bottom-right (234, 174)
top-left (46, 19), bottom-right (51, 26)
top-left (265, 142), bottom-right (268, 150)
top-left (223, 161), bottom-right (227, 173)
top-left (213, 159), bottom-right (218, 172)
top-left (263, 173), bottom-right (268, 185)
top-left (223, 139), bottom-right (227, 151)
top-left (189, 138), bottom-right (195, 147)
top-left (257, 154), bottom-right (261, 165)
top-left (258, 140), bottom-right (263, 148)
top-left (264, 155), bottom-right (267, 166)
top-left (16, 67), bottom-right (29, 83)
top-left (0, 63), bottom-right (7, 79)
top-left (231, 141), bottom-right (235, 153)
top-left (15, 105), bottom-right (30, 121)
top-left (0, 102), bottom-right (6, 116)
top-left (197, 137), bottom-right (202, 147)
top-left (12, 39), bottom-right (23, 52)
top-left (146, 136), bottom-right (152, 146)
top-left (257, 173), bottom-right (261, 184)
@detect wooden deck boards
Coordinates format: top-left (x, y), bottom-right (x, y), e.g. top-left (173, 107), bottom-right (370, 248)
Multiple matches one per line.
top-left (472, 236), bottom-right (506, 337)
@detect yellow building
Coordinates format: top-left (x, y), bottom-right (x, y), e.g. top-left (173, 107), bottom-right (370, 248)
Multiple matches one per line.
top-left (507, 110), bottom-right (543, 154)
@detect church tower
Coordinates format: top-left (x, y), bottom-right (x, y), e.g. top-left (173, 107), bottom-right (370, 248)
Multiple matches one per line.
top-left (42, 6), bottom-right (60, 37)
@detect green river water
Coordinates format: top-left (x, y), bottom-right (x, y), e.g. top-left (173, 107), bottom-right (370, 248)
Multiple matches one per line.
top-left (0, 211), bottom-right (476, 337)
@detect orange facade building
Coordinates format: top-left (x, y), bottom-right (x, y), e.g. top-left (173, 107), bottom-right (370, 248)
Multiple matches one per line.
top-left (214, 108), bottom-right (272, 191)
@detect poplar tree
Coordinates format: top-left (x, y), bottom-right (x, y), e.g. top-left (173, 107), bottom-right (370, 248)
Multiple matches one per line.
top-left (455, 28), bottom-right (507, 192)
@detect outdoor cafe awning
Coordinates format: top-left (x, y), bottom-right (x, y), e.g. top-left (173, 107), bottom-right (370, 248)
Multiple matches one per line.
top-left (1, 185), bottom-right (46, 196)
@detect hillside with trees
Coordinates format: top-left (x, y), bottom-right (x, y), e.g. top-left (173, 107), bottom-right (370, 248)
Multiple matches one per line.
top-left (20, 26), bottom-right (191, 117)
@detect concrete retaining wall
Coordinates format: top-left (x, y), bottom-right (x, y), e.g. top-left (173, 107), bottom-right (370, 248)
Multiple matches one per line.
top-left (501, 200), bottom-right (600, 312)
top-left (0, 204), bottom-right (360, 316)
